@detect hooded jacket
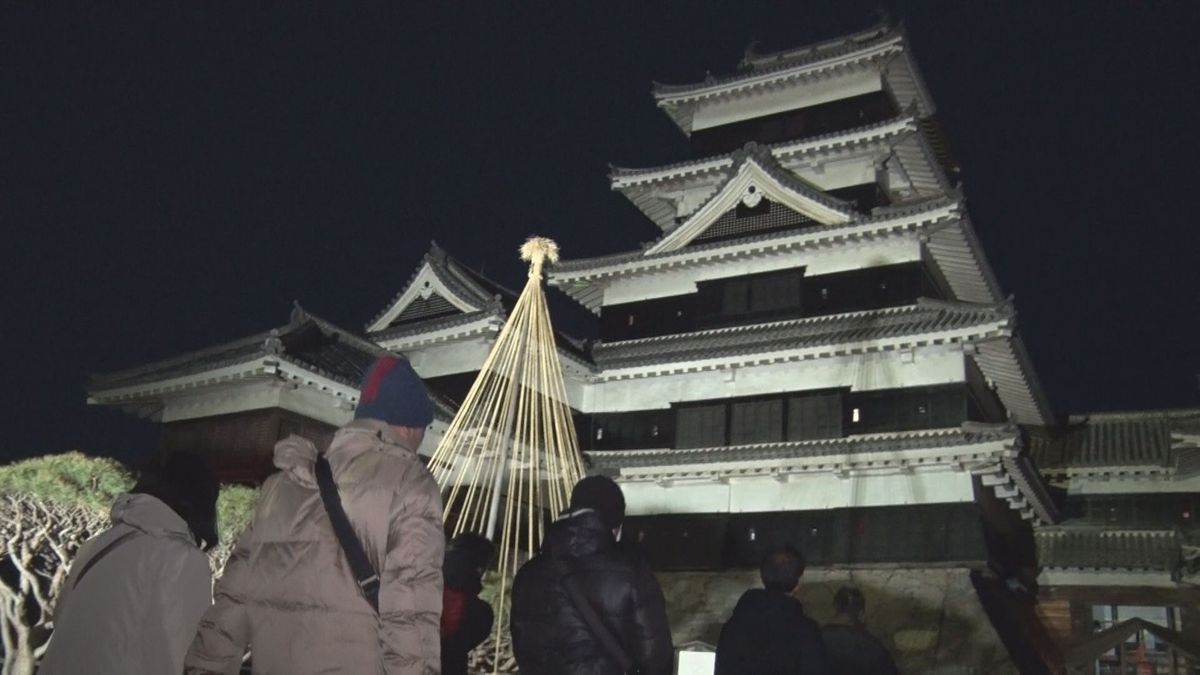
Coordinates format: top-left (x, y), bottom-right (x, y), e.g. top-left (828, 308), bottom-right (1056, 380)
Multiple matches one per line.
top-left (39, 493), bottom-right (213, 675)
top-left (185, 419), bottom-right (445, 675)
top-left (510, 509), bottom-right (673, 675)
top-left (715, 588), bottom-right (830, 675)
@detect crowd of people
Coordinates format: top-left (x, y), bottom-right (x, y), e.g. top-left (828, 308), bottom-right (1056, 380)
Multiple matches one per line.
top-left (39, 355), bottom-right (898, 674)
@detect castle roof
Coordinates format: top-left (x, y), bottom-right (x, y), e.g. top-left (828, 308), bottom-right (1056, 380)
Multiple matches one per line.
top-left (89, 304), bottom-right (390, 409)
top-left (1029, 408), bottom-right (1200, 479)
top-left (653, 25), bottom-right (935, 134)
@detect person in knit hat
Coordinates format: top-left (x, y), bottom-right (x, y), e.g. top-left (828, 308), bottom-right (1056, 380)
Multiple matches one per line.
top-left (510, 475), bottom-right (673, 675)
top-left (187, 355), bottom-right (445, 675)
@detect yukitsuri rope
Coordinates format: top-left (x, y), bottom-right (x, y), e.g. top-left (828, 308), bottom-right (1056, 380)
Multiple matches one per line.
top-left (428, 237), bottom-right (585, 672)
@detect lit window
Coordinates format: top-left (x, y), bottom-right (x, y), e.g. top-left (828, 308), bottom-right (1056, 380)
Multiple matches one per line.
top-left (852, 407), bottom-right (861, 423)
top-left (595, 427), bottom-right (604, 441)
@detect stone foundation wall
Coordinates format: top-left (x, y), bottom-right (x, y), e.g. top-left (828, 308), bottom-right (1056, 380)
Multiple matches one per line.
top-left (658, 567), bottom-right (1017, 675)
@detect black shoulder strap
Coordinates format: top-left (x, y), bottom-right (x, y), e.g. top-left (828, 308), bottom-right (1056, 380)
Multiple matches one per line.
top-left (72, 530), bottom-right (141, 589)
top-left (561, 565), bottom-right (637, 674)
top-left (315, 455), bottom-right (380, 614)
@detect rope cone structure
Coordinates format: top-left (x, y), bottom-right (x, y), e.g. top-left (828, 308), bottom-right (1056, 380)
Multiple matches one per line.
top-left (428, 236), bottom-right (586, 672)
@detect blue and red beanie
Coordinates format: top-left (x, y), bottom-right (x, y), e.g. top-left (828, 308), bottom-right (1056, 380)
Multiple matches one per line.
top-left (354, 356), bottom-right (434, 428)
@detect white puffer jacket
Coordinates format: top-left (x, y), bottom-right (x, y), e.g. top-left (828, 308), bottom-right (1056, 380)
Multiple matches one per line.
top-left (39, 493), bottom-right (214, 675)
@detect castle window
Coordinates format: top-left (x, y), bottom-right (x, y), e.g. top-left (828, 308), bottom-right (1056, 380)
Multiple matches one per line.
top-left (675, 404), bottom-right (727, 448)
top-left (788, 393), bottom-right (843, 441)
top-left (730, 399), bottom-right (784, 445)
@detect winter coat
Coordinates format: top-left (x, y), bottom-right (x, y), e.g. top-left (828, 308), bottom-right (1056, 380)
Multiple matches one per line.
top-left (822, 623), bottom-right (899, 675)
top-left (510, 508), bottom-right (673, 675)
top-left (715, 589), bottom-right (830, 675)
top-left (440, 582), bottom-right (493, 675)
top-left (39, 493), bottom-right (213, 675)
top-left (185, 419), bottom-right (445, 675)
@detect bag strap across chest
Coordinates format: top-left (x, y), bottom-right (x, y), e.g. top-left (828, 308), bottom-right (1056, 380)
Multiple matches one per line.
top-left (315, 455), bottom-right (380, 614)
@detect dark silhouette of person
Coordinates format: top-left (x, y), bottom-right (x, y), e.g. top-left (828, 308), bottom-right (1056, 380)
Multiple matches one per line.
top-left (715, 545), bottom-right (830, 674)
top-left (440, 533), bottom-right (495, 675)
top-left (510, 475), bottom-right (673, 675)
top-left (821, 586), bottom-right (898, 675)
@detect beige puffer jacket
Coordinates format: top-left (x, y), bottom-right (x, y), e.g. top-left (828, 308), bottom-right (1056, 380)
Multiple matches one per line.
top-left (185, 419), bottom-right (445, 675)
top-left (39, 493), bottom-right (213, 675)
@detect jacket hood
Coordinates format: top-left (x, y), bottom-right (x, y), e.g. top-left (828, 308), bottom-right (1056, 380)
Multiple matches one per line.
top-left (543, 508), bottom-right (614, 559)
top-left (274, 434), bottom-right (319, 488)
top-left (273, 420), bottom-right (422, 490)
top-left (111, 493), bottom-right (194, 543)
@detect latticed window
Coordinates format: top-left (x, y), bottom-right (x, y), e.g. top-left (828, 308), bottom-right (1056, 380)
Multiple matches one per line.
top-left (676, 404), bottom-right (727, 448)
top-left (730, 399), bottom-right (784, 445)
top-left (788, 393), bottom-right (842, 440)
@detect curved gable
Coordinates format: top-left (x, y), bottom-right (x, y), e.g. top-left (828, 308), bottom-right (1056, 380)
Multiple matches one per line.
top-left (647, 148), bottom-right (858, 255)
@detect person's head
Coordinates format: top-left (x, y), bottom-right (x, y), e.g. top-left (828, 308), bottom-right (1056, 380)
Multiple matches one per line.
top-left (833, 586), bottom-right (867, 623)
top-left (132, 452), bottom-right (220, 551)
top-left (445, 532), bottom-right (495, 585)
top-left (569, 475), bottom-right (626, 538)
top-left (760, 545), bottom-right (806, 593)
top-left (354, 355), bottom-right (434, 447)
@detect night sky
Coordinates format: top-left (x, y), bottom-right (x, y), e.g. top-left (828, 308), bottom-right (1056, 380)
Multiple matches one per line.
top-left (3, 2), bottom-right (1198, 465)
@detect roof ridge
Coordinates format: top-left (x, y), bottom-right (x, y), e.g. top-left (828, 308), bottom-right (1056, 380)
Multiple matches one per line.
top-left (654, 26), bottom-right (902, 100)
top-left (1067, 408), bottom-right (1200, 422)
top-left (90, 318), bottom-right (287, 385)
top-left (609, 114), bottom-right (918, 185)
top-left (593, 302), bottom-right (931, 349)
top-left (739, 23), bottom-right (894, 70)
top-left (290, 304), bottom-right (392, 358)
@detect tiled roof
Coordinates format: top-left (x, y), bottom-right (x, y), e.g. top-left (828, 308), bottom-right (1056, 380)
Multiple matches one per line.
top-left (1036, 528), bottom-right (1180, 571)
top-left (650, 25), bottom-right (934, 134)
top-left (1003, 454), bottom-right (1062, 524)
top-left (366, 242), bottom-right (517, 332)
top-left (653, 25), bottom-right (900, 100)
top-left (369, 308), bottom-right (504, 344)
top-left (590, 299), bottom-right (1009, 371)
top-left (609, 115), bottom-right (918, 188)
top-left (551, 195), bottom-right (960, 277)
top-left (587, 424), bottom-right (1016, 472)
top-left (1030, 409), bottom-right (1200, 474)
top-left (90, 304), bottom-right (390, 392)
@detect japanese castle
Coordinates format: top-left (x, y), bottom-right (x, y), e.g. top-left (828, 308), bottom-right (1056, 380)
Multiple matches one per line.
top-left (89, 23), bottom-right (1200, 674)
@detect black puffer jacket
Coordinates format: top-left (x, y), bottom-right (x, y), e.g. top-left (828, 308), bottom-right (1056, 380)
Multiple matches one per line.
top-left (510, 509), bottom-right (673, 675)
top-left (715, 589), bottom-right (830, 675)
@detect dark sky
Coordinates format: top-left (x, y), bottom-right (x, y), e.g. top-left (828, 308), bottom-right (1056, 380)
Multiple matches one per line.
top-left (3, 2), bottom-right (1198, 465)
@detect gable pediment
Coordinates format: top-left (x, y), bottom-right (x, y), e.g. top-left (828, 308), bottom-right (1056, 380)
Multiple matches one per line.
top-left (367, 255), bottom-right (492, 333)
top-left (646, 148), bottom-right (859, 255)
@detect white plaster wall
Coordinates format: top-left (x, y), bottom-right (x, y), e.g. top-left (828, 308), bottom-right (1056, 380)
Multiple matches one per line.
top-left (691, 69), bottom-right (882, 131)
top-left (1066, 475), bottom-right (1200, 494)
top-left (585, 347), bottom-right (965, 413)
top-left (278, 384), bottom-right (355, 427)
top-left (161, 380), bottom-right (285, 423)
top-left (784, 154), bottom-right (881, 191)
top-left (159, 378), bottom-right (354, 427)
top-left (622, 469), bottom-right (975, 515)
top-left (405, 337), bottom-right (495, 378)
top-left (601, 237), bottom-right (920, 305)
